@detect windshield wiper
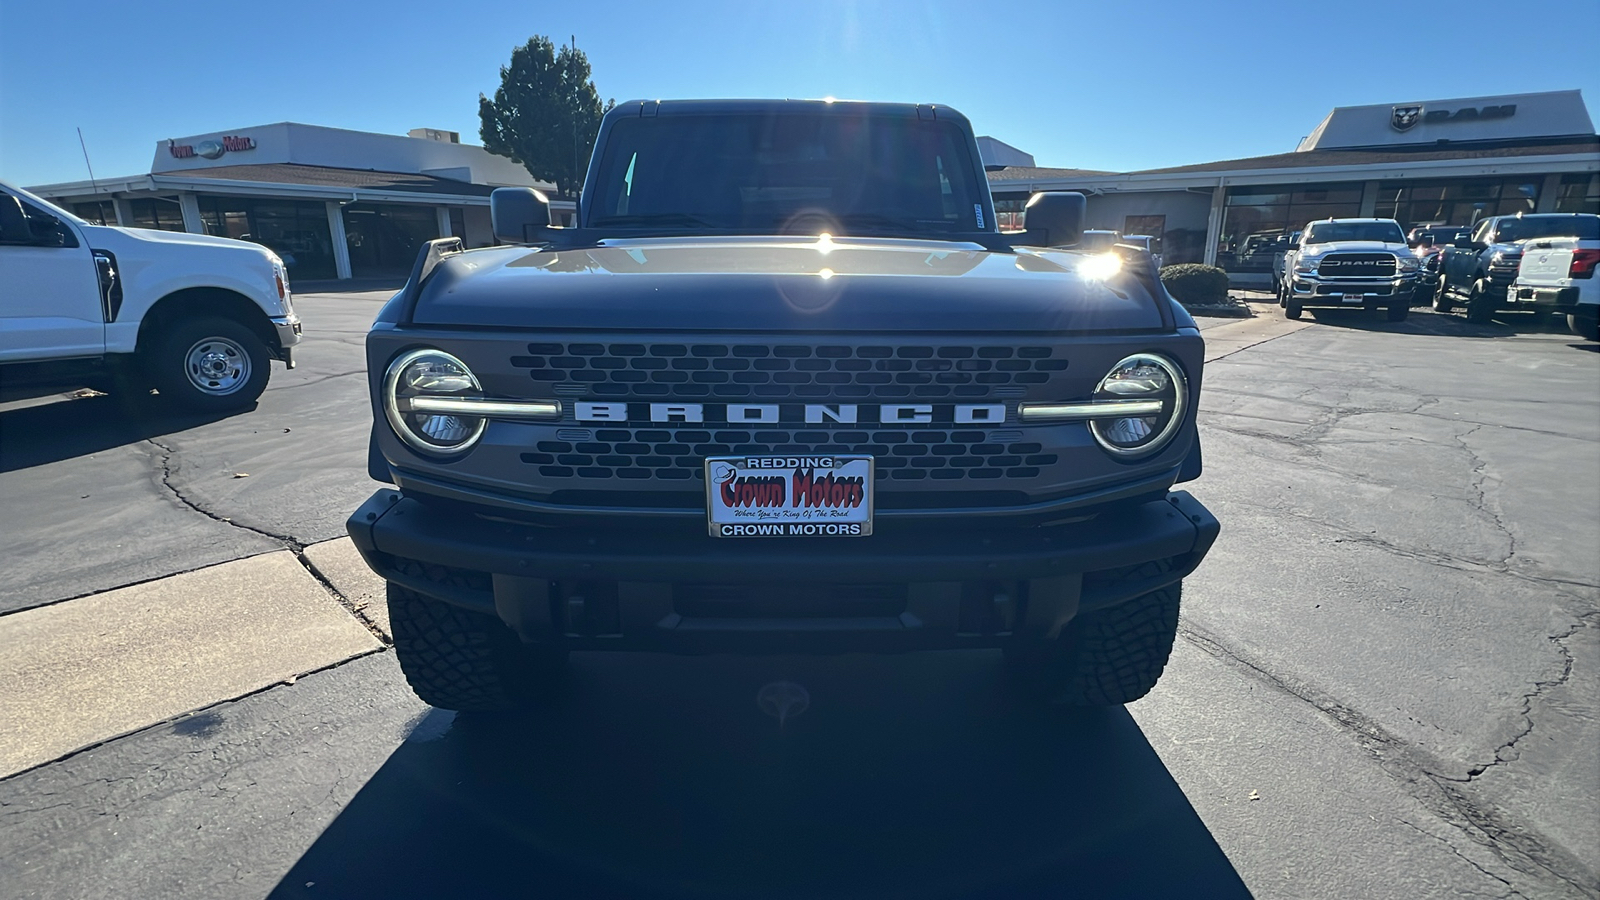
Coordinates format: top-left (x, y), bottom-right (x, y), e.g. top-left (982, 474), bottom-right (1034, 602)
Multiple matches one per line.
top-left (589, 213), bottom-right (719, 227)
top-left (835, 213), bottom-right (951, 233)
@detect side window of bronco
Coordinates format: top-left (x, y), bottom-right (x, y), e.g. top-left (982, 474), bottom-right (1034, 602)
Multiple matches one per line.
top-left (1471, 220), bottom-right (1492, 246)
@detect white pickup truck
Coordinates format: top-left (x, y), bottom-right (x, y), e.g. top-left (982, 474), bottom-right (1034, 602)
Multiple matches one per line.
top-left (1510, 221), bottom-right (1600, 341)
top-left (0, 181), bottom-right (301, 411)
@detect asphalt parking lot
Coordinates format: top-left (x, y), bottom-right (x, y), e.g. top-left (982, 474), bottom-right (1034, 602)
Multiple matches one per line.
top-left (1, 290), bottom-right (1595, 899)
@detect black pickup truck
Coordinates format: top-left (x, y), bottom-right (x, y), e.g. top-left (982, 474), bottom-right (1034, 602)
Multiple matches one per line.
top-left (1435, 213), bottom-right (1600, 322)
top-left (347, 100), bottom-right (1219, 712)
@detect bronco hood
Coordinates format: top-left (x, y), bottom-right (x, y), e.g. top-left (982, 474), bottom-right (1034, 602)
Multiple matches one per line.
top-left (407, 236), bottom-right (1169, 333)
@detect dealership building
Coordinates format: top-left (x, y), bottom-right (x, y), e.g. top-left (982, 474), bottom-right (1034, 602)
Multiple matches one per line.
top-left (27, 123), bottom-right (557, 281)
top-left (24, 91), bottom-right (1599, 286)
top-left (986, 90), bottom-right (1600, 285)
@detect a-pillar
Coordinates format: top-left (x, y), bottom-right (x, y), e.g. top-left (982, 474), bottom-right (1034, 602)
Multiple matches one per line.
top-left (327, 200), bottom-right (353, 280)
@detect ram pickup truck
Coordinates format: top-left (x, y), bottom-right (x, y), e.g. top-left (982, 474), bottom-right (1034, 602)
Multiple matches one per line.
top-left (347, 99), bottom-right (1219, 713)
top-left (1510, 230), bottom-right (1600, 340)
top-left (1278, 218), bottom-right (1418, 321)
top-left (1435, 213), bottom-right (1600, 324)
top-left (0, 181), bottom-right (300, 411)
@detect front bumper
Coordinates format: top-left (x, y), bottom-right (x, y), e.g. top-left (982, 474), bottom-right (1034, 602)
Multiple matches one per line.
top-left (1290, 275), bottom-right (1417, 307)
top-left (270, 314), bottom-right (303, 368)
top-left (347, 489), bottom-right (1220, 653)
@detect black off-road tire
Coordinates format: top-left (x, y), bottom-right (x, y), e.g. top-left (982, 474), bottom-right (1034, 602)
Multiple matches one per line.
top-left (1284, 300), bottom-right (1302, 320)
top-left (1005, 561), bottom-right (1182, 706)
top-left (151, 316), bottom-right (271, 413)
top-left (1465, 281), bottom-right (1497, 324)
top-left (387, 564), bottom-right (565, 712)
top-left (1570, 312), bottom-right (1600, 342)
top-left (1432, 278), bottom-right (1454, 314)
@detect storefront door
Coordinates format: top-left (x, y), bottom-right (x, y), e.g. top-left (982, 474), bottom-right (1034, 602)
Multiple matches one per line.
top-left (342, 204), bottom-right (439, 277)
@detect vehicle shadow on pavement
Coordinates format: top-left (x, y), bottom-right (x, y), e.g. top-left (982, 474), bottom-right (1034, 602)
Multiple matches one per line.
top-left (0, 394), bottom-right (236, 473)
top-left (269, 650), bottom-right (1252, 899)
top-left (1305, 307), bottom-right (1544, 337)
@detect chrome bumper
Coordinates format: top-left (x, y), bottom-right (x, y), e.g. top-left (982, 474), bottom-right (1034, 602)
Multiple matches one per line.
top-left (271, 314), bottom-right (303, 368)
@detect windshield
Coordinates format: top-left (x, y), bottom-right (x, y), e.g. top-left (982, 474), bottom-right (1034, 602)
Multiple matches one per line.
top-left (586, 113), bottom-right (989, 236)
top-left (1305, 221), bottom-right (1405, 244)
top-left (1497, 215), bottom-right (1600, 242)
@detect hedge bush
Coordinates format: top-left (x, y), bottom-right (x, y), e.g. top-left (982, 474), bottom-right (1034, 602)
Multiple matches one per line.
top-left (1159, 264), bottom-right (1231, 306)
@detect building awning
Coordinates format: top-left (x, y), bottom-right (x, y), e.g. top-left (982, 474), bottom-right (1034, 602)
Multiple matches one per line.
top-left (30, 163), bottom-right (559, 206)
top-left (987, 138), bottom-right (1600, 193)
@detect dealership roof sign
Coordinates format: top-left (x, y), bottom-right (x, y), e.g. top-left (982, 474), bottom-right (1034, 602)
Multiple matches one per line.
top-left (168, 135), bottom-right (256, 160)
top-left (1299, 90), bottom-right (1593, 151)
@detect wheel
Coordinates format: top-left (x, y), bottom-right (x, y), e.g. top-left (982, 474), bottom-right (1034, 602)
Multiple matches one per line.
top-left (1277, 280), bottom-right (1287, 308)
top-left (388, 570), bottom-right (566, 712)
top-left (1387, 298), bottom-right (1409, 322)
top-left (1285, 300), bottom-right (1302, 320)
top-left (1465, 280), bottom-right (1496, 324)
top-left (151, 317), bottom-right (270, 412)
top-left (1432, 278), bottom-right (1454, 314)
top-left (1570, 312), bottom-right (1600, 342)
top-left (1004, 561), bottom-right (1181, 706)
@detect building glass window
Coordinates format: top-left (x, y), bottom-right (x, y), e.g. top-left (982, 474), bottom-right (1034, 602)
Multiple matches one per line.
top-left (341, 203), bottom-right (440, 277)
top-left (73, 201), bottom-right (118, 225)
top-left (196, 195), bottom-right (336, 280)
top-left (1216, 183), bottom-right (1362, 273)
top-left (128, 198), bottom-right (188, 232)
top-left (991, 194), bottom-right (1027, 231)
top-left (1554, 174), bottom-right (1599, 213)
top-left (1373, 178), bottom-right (1541, 229)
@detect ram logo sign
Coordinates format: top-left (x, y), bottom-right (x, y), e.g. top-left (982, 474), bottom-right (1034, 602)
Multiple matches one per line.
top-left (1391, 106), bottom-right (1422, 131)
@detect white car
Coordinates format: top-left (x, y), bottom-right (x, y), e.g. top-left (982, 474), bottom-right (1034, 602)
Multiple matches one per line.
top-left (0, 181), bottom-right (301, 411)
top-left (1509, 222), bottom-right (1600, 341)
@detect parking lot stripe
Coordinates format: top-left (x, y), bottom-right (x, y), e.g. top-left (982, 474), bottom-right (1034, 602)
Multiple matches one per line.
top-left (302, 537), bottom-right (392, 640)
top-left (0, 550), bottom-right (381, 779)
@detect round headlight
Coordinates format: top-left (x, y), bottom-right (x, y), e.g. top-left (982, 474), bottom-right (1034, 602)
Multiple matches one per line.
top-left (383, 349), bottom-right (487, 456)
top-left (1089, 353), bottom-right (1187, 458)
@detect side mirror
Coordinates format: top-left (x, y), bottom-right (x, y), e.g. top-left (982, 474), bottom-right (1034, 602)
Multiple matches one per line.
top-left (490, 187), bottom-right (551, 244)
top-left (1023, 191), bottom-right (1086, 247)
top-left (1453, 236), bottom-right (1474, 249)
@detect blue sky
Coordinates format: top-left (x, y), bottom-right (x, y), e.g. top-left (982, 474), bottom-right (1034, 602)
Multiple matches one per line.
top-left (3, 0), bottom-right (1597, 187)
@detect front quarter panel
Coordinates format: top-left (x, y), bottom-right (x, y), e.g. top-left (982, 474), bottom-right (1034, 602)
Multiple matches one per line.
top-left (84, 226), bottom-right (285, 353)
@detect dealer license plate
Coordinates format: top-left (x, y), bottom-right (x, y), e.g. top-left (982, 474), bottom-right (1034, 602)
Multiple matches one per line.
top-left (1340, 293), bottom-right (1365, 303)
top-left (706, 455), bottom-right (874, 538)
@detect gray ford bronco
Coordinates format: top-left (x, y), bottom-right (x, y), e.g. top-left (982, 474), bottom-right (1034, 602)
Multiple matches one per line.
top-left (347, 100), bottom-right (1219, 712)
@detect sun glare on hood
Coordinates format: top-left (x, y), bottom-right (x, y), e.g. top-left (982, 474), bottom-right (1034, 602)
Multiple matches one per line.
top-left (1078, 252), bottom-right (1122, 281)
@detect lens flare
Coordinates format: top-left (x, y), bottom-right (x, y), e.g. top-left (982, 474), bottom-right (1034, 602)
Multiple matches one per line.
top-left (1078, 252), bottom-right (1122, 280)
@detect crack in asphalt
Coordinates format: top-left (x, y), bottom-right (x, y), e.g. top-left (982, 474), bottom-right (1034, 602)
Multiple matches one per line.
top-left (1180, 620), bottom-right (1598, 898)
top-left (1454, 423), bottom-right (1518, 569)
top-left (1398, 819), bottom-right (1523, 900)
top-left (277, 370), bottom-right (367, 390)
top-left (142, 438), bottom-right (391, 644)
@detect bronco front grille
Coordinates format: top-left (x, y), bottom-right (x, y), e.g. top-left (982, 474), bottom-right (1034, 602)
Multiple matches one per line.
top-left (519, 427), bottom-right (1060, 482)
top-left (509, 342), bottom-right (1070, 400)
top-left (1318, 253), bottom-right (1396, 278)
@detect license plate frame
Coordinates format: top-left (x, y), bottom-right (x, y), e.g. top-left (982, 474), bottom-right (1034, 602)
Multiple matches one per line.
top-left (705, 455), bottom-right (874, 538)
top-left (1340, 292), bottom-right (1365, 303)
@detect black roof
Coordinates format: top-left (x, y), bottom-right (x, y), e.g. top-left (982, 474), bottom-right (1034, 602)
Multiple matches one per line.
top-left (609, 98), bottom-right (974, 125)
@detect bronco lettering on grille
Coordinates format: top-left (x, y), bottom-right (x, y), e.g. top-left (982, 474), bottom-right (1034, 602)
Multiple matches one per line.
top-left (574, 402), bottom-right (1008, 424)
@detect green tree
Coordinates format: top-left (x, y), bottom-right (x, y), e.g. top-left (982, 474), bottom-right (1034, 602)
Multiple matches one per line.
top-left (478, 36), bottom-right (614, 199)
